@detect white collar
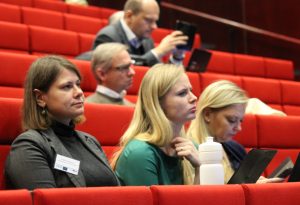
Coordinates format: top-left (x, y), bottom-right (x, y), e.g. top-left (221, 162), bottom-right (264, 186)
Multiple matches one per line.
top-left (96, 85), bottom-right (126, 99)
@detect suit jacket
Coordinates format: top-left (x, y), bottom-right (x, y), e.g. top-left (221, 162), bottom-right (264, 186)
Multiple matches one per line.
top-left (92, 21), bottom-right (159, 66)
top-left (5, 128), bottom-right (119, 190)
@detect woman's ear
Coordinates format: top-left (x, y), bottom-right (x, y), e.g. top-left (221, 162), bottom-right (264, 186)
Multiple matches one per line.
top-left (33, 89), bottom-right (46, 108)
top-left (203, 107), bottom-right (212, 123)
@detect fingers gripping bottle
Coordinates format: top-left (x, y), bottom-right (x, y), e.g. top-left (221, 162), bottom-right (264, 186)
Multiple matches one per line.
top-left (198, 136), bottom-right (224, 185)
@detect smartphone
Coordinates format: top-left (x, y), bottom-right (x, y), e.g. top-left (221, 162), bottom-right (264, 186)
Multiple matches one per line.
top-left (175, 20), bottom-right (197, 51)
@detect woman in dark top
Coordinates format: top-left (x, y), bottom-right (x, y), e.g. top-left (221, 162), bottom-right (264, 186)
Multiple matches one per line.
top-left (5, 55), bottom-right (119, 190)
top-left (187, 80), bottom-right (283, 184)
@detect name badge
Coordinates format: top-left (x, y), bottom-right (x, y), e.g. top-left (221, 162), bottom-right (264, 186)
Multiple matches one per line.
top-left (54, 154), bottom-right (80, 175)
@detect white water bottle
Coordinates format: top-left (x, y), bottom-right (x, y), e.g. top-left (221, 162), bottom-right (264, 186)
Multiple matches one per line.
top-left (198, 136), bottom-right (224, 185)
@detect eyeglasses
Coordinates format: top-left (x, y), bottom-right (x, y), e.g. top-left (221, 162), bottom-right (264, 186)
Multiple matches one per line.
top-left (114, 60), bottom-right (135, 73)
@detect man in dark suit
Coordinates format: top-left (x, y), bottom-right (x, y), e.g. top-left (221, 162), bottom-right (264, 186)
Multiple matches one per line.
top-left (92, 0), bottom-right (187, 66)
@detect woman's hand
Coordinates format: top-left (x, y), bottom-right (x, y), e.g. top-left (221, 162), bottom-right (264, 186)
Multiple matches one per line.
top-left (171, 137), bottom-right (200, 168)
top-left (256, 176), bottom-right (285, 184)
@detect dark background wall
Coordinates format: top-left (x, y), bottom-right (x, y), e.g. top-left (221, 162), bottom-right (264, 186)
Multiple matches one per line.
top-left (89, 0), bottom-right (300, 78)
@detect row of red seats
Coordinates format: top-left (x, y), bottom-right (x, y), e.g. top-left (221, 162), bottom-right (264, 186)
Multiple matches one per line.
top-left (0, 0), bottom-right (116, 19)
top-left (0, 52), bottom-right (299, 115)
top-left (206, 50), bottom-right (294, 80)
top-left (1, 97), bottom-right (300, 188)
top-left (0, 21), bottom-right (94, 57)
top-left (2, 183), bottom-right (300, 205)
top-left (0, 2), bottom-right (109, 34)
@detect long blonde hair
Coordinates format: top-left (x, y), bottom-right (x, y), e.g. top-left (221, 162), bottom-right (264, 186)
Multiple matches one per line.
top-left (111, 64), bottom-right (195, 184)
top-left (187, 80), bottom-right (249, 182)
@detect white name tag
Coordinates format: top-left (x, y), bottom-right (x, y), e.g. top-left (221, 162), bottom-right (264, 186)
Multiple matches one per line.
top-left (54, 154), bottom-right (80, 175)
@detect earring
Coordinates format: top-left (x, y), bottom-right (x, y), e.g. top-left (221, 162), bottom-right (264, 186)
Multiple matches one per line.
top-left (41, 107), bottom-right (47, 116)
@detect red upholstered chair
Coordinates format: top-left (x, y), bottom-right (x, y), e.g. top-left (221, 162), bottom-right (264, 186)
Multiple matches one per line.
top-left (200, 73), bottom-right (242, 91)
top-left (0, 189), bottom-right (32, 203)
top-left (206, 50), bottom-right (235, 74)
top-left (0, 21), bottom-right (29, 54)
top-left (283, 105), bottom-right (300, 116)
top-left (0, 52), bottom-right (37, 88)
top-left (234, 114), bottom-right (258, 149)
top-left (67, 4), bottom-right (102, 18)
top-left (234, 54), bottom-right (265, 77)
top-left (30, 25), bottom-right (80, 57)
top-left (0, 0), bottom-right (33, 7)
top-left (33, 186), bottom-right (152, 205)
top-left (281, 80), bottom-right (300, 107)
top-left (241, 77), bottom-right (281, 106)
top-left (0, 3), bottom-right (21, 23)
top-left (151, 28), bottom-right (172, 44)
top-left (264, 57), bottom-right (294, 80)
top-left (127, 65), bottom-right (149, 96)
top-left (0, 98), bottom-right (23, 189)
top-left (256, 115), bottom-right (300, 149)
top-left (78, 33), bottom-right (94, 53)
top-left (151, 185), bottom-right (245, 205)
top-left (76, 104), bottom-right (134, 151)
top-left (186, 71), bottom-right (201, 98)
top-left (99, 7), bottom-right (118, 19)
top-left (242, 182), bottom-right (300, 205)
top-left (22, 7), bottom-right (64, 29)
top-left (64, 14), bottom-right (108, 35)
top-left (34, 0), bottom-right (68, 13)
top-left (69, 59), bottom-right (97, 94)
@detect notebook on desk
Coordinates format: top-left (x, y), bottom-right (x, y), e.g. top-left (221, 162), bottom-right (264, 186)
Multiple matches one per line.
top-left (185, 48), bottom-right (212, 73)
top-left (227, 148), bottom-right (277, 184)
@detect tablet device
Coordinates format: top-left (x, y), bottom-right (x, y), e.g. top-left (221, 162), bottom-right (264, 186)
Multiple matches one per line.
top-left (175, 20), bottom-right (197, 51)
top-left (186, 48), bottom-right (212, 73)
top-left (268, 157), bottom-right (294, 179)
top-left (288, 152), bottom-right (300, 182)
top-left (227, 149), bottom-right (277, 184)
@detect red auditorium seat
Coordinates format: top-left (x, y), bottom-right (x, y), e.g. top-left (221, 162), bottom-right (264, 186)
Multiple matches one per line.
top-left (68, 4), bottom-right (110, 19)
top-left (29, 25), bottom-right (80, 57)
top-left (151, 185), bottom-right (245, 205)
top-left (234, 114), bottom-right (258, 149)
top-left (0, 21), bottom-right (29, 54)
top-left (281, 80), bottom-right (300, 111)
top-left (242, 183), bottom-right (300, 205)
top-left (78, 33), bottom-right (94, 53)
top-left (265, 57), bottom-right (294, 80)
top-left (77, 104), bottom-right (134, 158)
top-left (64, 13), bottom-right (108, 34)
top-left (241, 77), bottom-right (281, 107)
top-left (257, 115), bottom-right (300, 149)
top-left (0, 98), bottom-right (23, 189)
top-left (0, 3), bottom-right (21, 23)
top-left (234, 54), bottom-right (265, 77)
top-left (0, 52), bottom-right (37, 98)
top-left (0, 189), bottom-right (32, 203)
top-left (69, 59), bottom-right (97, 94)
top-left (0, 0), bottom-right (33, 7)
top-left (34, 0), bottom-right (68, 13)
top-left (200, 73), bottom-right (242, 91)
top-left (33, 186), bottom-right (152, 205)
top-left (206, 50), bottom-right (235, 74)
top-left (126, 65), bottom-right (149, 98)
top-left (21, 6), bottom-right (64, 29)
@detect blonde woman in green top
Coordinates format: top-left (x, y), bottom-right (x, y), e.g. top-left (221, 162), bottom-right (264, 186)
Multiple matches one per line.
top-left (111, 64), bottom-right (200, 185)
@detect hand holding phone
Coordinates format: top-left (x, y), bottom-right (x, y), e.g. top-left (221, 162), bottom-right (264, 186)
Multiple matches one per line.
top-left (175, 20), bottom-right (197, 50)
